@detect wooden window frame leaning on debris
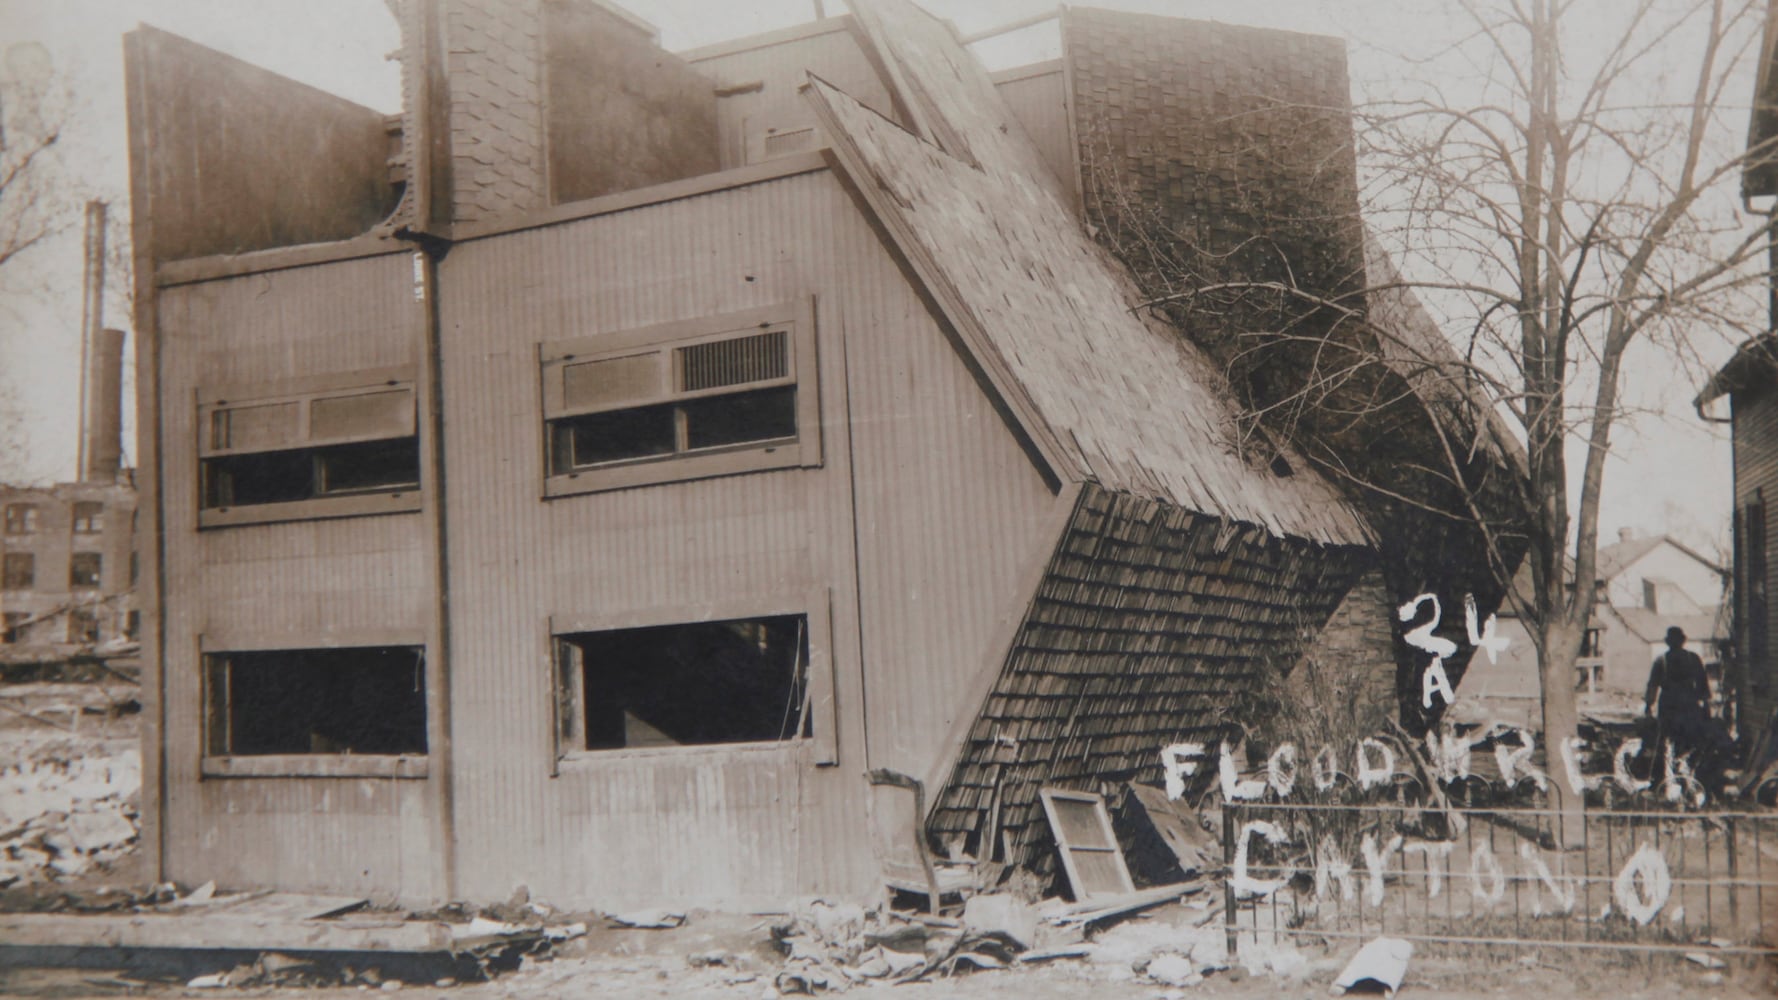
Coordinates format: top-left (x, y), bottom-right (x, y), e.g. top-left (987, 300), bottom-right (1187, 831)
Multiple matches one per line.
top-left (194, 366), bottom-right (423, 529)
top-left (546, 587), bottom-right (838, 769)
top-left (537, 299), bottom-right (822, 499)
top-left (197, 630), bottom-right (430, 780)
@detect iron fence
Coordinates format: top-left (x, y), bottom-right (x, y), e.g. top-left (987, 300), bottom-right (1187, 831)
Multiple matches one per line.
top-left (1222, 799), bottom-right (1778, 957)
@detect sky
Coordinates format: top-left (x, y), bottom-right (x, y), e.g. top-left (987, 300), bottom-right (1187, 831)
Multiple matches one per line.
top-left (0, 0), bottom-right (1761, 557)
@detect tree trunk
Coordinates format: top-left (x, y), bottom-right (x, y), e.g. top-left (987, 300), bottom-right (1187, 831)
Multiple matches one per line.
top-left (1539, 617), bottom-right (1584, 848)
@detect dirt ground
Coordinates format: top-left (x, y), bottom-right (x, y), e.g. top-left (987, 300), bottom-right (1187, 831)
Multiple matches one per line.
top-left (2, 901), bottom-right (1774, 999)
top-left (2, 683), bottom-right (1775, 998)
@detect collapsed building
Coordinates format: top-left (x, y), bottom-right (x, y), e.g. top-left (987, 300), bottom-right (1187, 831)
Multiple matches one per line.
top-left (125, 0), bottom-right (1526, 909)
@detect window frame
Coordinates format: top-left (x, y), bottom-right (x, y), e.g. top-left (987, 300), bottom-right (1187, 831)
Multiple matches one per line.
top-left (3, 552), bottom-right (35, 590)
top-left (195, 366), bottom-right (423, 529)
top-left (548, 587), bottom-right (838, 769)
top-left (539, 300), bottom-right (821, 498)
top-left (71, 501), bottom-right (103, 535)
top-left (198, 629), bottom-right (431, 779)
top-left (4, 503), bottom-right (38, 535)
top-left (68, 552), bottom-right (102, 590)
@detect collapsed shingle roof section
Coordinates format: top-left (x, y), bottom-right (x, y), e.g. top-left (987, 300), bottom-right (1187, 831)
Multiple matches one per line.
top-left (806, 0), bottom-right (1373, 547)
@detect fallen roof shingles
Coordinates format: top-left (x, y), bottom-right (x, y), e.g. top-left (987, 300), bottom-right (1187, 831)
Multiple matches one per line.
top-left (808, 0), bottom-right (1373, 547)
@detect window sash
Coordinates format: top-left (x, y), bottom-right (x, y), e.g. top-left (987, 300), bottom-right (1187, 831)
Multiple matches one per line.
top-left (538, 300), bottom-right (820, 495)
top-left (543, 326), bottom-right (798, 422)
top-left (198, 380), bottom-right (418, 458)
top-left (5, 504), bottom-right (38, 534)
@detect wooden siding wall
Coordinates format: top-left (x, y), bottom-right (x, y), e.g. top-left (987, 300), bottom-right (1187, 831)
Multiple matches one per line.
top-left (991, 63), bottom-right (1078, 207)
top-left (1733, 385), bottom-right (1778, 731)
top-left (435, 167), bottom-right (1033, 909)
top-left (156, 253), bottom-right (437, 900)
top-left (123, 28), bottom-right (397, 262)
top-left (543, 0), bottom-right (717, 204)
top-left (687, 22), bottom-right (896, 171)
top-left (840, 218), bottom-right (1061, 782)
top-left (931, 484), bottom-right (1370, 867)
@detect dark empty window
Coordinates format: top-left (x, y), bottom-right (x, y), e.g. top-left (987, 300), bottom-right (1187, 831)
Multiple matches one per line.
top-left (4, 504), bottom-right (37, 535)
top-left (125, 610), bottom-right (140, 640)
top-left (205, 646), bottom-right (427, 757)
top-left (540, 303), bottom-right (821, 496)
top-left (557, 615), bottom-right (811, 752)
top-left (3, 553), bottom-right (34, 590)
top-left (72, 501), bottom-right (103, 534)
top-left (69, 552), bottom-right (101, 589)
top-left (3, 612), bottom-right (26, 643)
top-left (199, 380), bottom-right (420, 516)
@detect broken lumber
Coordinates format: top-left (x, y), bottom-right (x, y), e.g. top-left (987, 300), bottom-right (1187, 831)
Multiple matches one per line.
top-left (1046, 881), bottom-right (1202, 926)
top-left (0, 912), bottom-right (456, 953)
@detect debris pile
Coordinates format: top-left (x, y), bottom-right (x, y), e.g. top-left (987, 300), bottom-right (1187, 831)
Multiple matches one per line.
top-left (0, 736), bottom-right (139, 887)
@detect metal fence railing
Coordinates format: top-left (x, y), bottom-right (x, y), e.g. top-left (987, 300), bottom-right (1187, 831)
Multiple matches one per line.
top-left (1222, 800), bottom-right (1778, 958)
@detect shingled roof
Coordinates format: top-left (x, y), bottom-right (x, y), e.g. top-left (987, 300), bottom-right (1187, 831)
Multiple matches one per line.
top-left (806, 0), bottom-right (1372, 547)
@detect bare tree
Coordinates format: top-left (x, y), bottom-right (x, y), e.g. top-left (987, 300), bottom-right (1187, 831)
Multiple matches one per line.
top-left (0, 41), bottom-right (68, 280)
top-left (1085, 0), bottom-right (1773, 843)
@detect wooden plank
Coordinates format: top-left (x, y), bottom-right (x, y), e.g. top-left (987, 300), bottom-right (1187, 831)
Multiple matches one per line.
top-left (206, 892), bottom-right (369, 921)
top-left (0, 913), bottom-right (454, 953)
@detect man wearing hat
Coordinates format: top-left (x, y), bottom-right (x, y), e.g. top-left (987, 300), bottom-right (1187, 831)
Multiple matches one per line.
top-left (1644, 626), bottom-right (1711, 776)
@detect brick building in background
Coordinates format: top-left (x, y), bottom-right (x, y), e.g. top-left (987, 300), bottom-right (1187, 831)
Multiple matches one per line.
top-left (0, 220), bottom-right (137, 663)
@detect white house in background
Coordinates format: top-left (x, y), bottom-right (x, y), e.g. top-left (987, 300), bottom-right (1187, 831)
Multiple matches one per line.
top-left (1458, 528), bottom-right (1729, 725)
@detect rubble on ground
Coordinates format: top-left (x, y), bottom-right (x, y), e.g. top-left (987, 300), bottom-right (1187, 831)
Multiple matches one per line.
top-left (0, 735), bottom-right (139, 888)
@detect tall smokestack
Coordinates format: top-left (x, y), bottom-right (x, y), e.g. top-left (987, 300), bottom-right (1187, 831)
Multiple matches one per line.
top-left (77, 200), bottom-right (121, 483)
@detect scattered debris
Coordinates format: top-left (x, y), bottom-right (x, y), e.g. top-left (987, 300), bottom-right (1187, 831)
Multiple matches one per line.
top-left (1684, 950), bottom-right (1728, 969)
top-left (1331, 937), bottom-right (1413, 997)
top-left (609, 908), bottom-right (686, 929)
top-left (1150, 952), bottom-right (1203, 987)
top-left (0, 734), bottom-right (139, 887)
top-left (1118, 782), bottom-right (1216, 881)
top-left (962, 893), bottom-right (1038, 950)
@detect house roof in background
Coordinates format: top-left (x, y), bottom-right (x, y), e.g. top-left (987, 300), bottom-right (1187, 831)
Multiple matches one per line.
top-left (1696, 331), bottom-right (1778, 405)
top-left (1596, 534), bottom-right (1724, 581)
top-left (1609, 604), bottom-right (1728, 644)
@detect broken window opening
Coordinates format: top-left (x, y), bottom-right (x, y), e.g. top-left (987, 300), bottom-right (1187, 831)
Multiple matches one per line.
top-left (557, 614), bottom-right (812, 752)
top-left (205, 646), bottom-right (428, 757)
top-left (69, 552), bottom-right (102, 590)
top-left (2, 553), bottom-right (33, 590)
top-left (72, 501), bottom-right (103, 534)
top-left (3, 612), bottom-right (27, 643)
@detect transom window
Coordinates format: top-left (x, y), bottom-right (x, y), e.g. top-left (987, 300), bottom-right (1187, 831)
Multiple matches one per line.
top-left (540, 300), bottom-right (820, 496)
top-left (197, 367), bottom-right (422, 527)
